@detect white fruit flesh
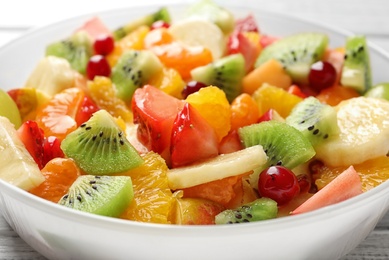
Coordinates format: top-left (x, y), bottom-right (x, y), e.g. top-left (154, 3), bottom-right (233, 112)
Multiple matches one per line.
top-left (167, 145), bottom-right (267, 189)
top-left (168, 19), bottom-right (226, 60)
top-left (24, 56), bottom-right (76, 97)
top-left (315, 97), bottom-right (389, 167)
top-left (0, 116), bottom-right (45, 190)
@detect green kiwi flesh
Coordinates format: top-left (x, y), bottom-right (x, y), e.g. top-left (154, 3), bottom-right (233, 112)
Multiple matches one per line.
top-left (58, 175), bottom-right (133, 217)
top-left (186, 0), bottom-right (235, 34)
top-left (255, 32), bottom-right (328, 84)
top-left (113, 7), bottom-right (171, 40)
top-left (61, 109), bottom-right (144, 175)
top-left (238, 120), bottom-right (315, 169)
top-left (340, 35), bottom-right (372, 94)
top-left (215, 198), bottom-right (278, 224)
top-left (111, 50), bottom-right (163, 103)
top-left (190, 53), bottom-right (245, 102)
top-left (286, 96), bottom-right (339, 147)
top-left (45, 31), bottom-right (93, 75)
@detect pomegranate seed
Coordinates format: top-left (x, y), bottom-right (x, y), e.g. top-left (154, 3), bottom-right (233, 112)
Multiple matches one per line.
top-left (181, 81), bottom-right (207, 99)
top-left (86, 55), bottom-right (111, 80)
top-left (308, 61), bottom-right (337, 91)
top-left (93, 34), bottom-right (114, 56)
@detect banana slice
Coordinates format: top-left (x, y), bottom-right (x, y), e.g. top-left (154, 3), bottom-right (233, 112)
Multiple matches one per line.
top-left (0, 116), bottom-right (45, 190)
top-left (315, 97), bottom-right (389, 167)
top-left (167, 145), bottom-right (267, 189)
top-left (168, 19), bottom-right (226, 60)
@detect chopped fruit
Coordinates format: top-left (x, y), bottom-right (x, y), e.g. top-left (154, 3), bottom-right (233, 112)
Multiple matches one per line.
top-left (234, 14), bottom-right (260, 33)
top-left (29, 158), bottom-right (81, 203)
top-left (86, 55), bottom-right (111, 80)
top-left (0, 89), bottom-right (22, 128)
top-left (323, 47), bottom-right (344, 84)
top-left (287, 85), bottom-right (307, 98)
top-left (186, 86), bottom-right (231, 141)
top-left (42, 136), bottom-right (65, 166)
top-left (230, 93), bottom-right (260, 131)
top-left (151, 20), bottom-right (170, 30)
top-left (147, 67), bottom-right (186, 99)
top-left (75, 16), bottom-right (112, 41)
top-left (93, 34), bottom-right (115, 56)
top-left (257, 166), bottom-right (300, 205)
top-left (181, 81), bottom-right (207, 99)
top-left (242, 59), bottom-right (292, 95)
top-left (87, 76), bottom-right (133, 123)
top-left (315, 84), bottom-right (360, 106)
top-left (257, 109), bottom-right (284, 123)
top-left (308, 61), bottom-right (337, 91)
top-left (259, 34), bottom-right (279, 48)
top-left (225, 177), bottom-right (259, 209)
top-left (17, 120), bottom-right (45, 169)
top-left (132, 85), bottom-right (185, 162)
top-left (0, 116), bottom-right (45, 191)
top-left (171, 197), bottom-right (225, 225)
top-left (292, 166), bottom-right (362, 215)
top-left (120, 152), bottom-right (175, 224)
top-left (252, 83), bottom-right (303, 118)
top-left (218, 130), bottom-right (243, 154)
top-left (171, 103), bottom-right (218, 168)
top-left (227, 32), bottom-right (261, 72)
top-left (75, 95), bottom-right (100, 126)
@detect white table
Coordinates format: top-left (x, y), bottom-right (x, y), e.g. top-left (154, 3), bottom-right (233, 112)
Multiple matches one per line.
top-left (0, 0), bottom-right (389, 259)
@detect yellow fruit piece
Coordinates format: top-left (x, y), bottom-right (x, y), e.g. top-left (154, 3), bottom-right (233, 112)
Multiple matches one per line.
top-left (106, 25), bottom-right (150, 67)
top-left (87, 76), bottom-right (133, 123)
top-left (119, 152), bottom-right (175, 224)
top-left (252, 83), bottom-right (302, 118)
top-left (313, 156), bottom-right (389, 192)
top-left (186, 86), bottom-right (231, 141)
top-left (242, 59), bottom-right (292, 95)
top-left (147, 67), bottom-right (185, 99)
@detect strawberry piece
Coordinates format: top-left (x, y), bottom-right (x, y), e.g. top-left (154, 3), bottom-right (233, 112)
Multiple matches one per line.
top-left (170, 103), bottom-right (219, 168)
top-left (260, 35), bottom-right (279, 48)
top-left (287, 85), bottom-right (308, 99)
top-left (291, 166), bottom-right (363, 215)
top-left (218, 130), bottom-right (243, 154)
top-left (42, 136), bottom-right (65, 166)
top-left (75, 95), bottom-right (100, 126)
top-left (234, 14), bottom-right (260, 33)
top-left (227, 32), bottom-right (260, 72)
top-left (17, 120), bottom-right (45, 169)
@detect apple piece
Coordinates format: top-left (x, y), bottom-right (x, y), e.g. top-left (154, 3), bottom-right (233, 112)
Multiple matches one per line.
top-left (0, 89), bottom-right (21, 128)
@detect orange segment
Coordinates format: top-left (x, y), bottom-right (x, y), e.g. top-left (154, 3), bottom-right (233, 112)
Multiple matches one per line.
top-left (316, 84), bottom-right (360, 106)
top-left (87, 76), bottom-right (133, 123)
top-left (29, 158), bottom-right (81, 203)
top-left (143, 28), bottom-right (174, 48)
top-left (312, 156), bottom-right (389, 192)
top-left (36, 88), bottom-right (85, 140)
top-left (106, 25), bottom-right (150, 67)
top-left (252, 83), bottom-right (303, 118)
top-left (119, 152), bottom-right (175, 224)
top-left (230, 93), bottom-right (260, 131)
top-left (186, 86), bottom-right (231, 141)
top-left (147, 67), bottom-right (185, 99)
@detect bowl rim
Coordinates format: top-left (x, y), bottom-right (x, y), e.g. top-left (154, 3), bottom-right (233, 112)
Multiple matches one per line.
top-left (1, 0), bottom-right (389, 235)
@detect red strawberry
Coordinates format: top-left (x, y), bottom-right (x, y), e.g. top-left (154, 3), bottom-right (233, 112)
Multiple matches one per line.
top-left (17, 120), bottom-right (45, 169)
top-left (235, 14), bottom-right (260, 33)
top-left (42, 136), bottom-right (65, 166)
top-left (170, 103), bottom-right (219, 168)
top-left (75, 95), bottom-right (100, 126)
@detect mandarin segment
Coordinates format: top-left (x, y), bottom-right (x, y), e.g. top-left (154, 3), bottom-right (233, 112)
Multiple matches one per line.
top-left (230, 93), bottom-right (260, 131)
top-left (147, 67), bottom-right (185, 99)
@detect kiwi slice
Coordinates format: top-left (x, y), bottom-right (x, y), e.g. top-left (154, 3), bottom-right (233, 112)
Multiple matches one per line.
top-left (58, 175), bottom-right (133, 217)
top-left (186, 0), bottom-right (235, 34)
top-left (238, 120), bottom-right (315, 169)
top-left (61, 109), bottom-right (144, 175)
top-left (111, 50), bottom-right (163, 103)
top-left (215, 198), bottom-right (277, 224)
top-left (45, 31), bottom-right (93, 75)
top-left (113, 7), bottom-right (171, 40)
top-left (364, 82), bottom-right (389, 101)
top-left (340, 35), bottom-right (372, 94)
top-left (286, 96), bottom-right (339, 147)
top-left (255, 32), bottom-right (328, 84)
top-left (190, 53), bottom-right (245, 102)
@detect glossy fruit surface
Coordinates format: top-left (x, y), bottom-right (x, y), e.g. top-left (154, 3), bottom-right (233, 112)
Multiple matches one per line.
top-left (93, 34), bottom-right (115, 55)
top-left (258, 166), bottom-right (300, 205)
top-left (181, 81), bottom-right (207, 99)
top-left (86, 55), bottom-right (111, 80)
top-left (230, 93), bottom-right (260, 131)
top-left (308, 61), bottom-right (337, 91)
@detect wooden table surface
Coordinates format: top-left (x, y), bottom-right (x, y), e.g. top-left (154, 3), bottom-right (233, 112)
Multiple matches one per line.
top-left (0, 0), bottom-right (389, 259)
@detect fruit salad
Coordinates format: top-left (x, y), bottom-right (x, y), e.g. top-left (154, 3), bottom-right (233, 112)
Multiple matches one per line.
top-left (1, 0), bottom-right (389, 225)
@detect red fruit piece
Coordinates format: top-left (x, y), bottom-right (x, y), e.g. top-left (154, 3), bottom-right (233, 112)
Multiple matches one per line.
top-left (260, 35), bottom-right (279, 48)
top-left (234, 14), bottom-right (259, 33)
top-left (75, 95), bottom-right (100, 126)
top-left (218, 130), bottom-right (243, 154)
top-left (151, 20), bottom-right (170, 30)
top-left (42, 136), bottom-right (65, 166)
top-left (227, 32), bottom-right (260, 72)
top-left (291, 166), bottom-right (363, 215)
top-left (75, 16), bottom-right (112, 41)
top-left (257, 108), bottom-right (284, 123)
top-left (86, 55), bottom-right (111, 80)
top-left (287, 85), bottom-right (307, 99)
top-left (94, 34), bottom-right (115, 56)
top-left (132, 85), bottom-right (185, 163)
top-left (17, 120), bottom-right (45, 169)
top-left (170, 103), bottom-right (219, 168)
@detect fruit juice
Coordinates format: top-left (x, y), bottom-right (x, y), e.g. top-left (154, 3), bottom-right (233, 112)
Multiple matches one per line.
top-left (1, 0), bottom-right (389, 225)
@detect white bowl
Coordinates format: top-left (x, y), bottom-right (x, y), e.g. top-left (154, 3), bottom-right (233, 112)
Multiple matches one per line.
top-left (1, 1), bottom-right (389, 260)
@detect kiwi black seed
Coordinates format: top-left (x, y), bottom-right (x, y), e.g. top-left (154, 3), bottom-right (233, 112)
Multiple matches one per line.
top-left (113, 7), bottom-right (171, 40)
top-left (190, 53), bottom-right (245, 102)
top-left (215, 198), bottom-right (278, 224)
top-left (111, 50), bottom-right (163, 103)
top-left (60, 109), bottom-right (144, 175)
top-left (58, 175), bottom-right (133, 217)
top-left (340, 35), bottom-right (372, 94)
top-left (255, 32), bottom-right (328, 84)
top-left (238, 120), bottom-right (315, 169)
top-left (45, 31), bottom-right (93, 74)
top-left (286, 96), bottom-right (339, 147)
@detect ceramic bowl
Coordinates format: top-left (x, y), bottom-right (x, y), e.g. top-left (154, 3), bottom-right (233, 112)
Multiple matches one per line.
top-left (1, 1), bottom-right (389, 259)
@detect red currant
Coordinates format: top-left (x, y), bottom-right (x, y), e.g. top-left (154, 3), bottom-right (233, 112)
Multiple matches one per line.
top-left (308, 61), bottom-right (337, 91)
top-left (181, 81), bottom-right (207, 99)
top-left (86, 55), bottom-right (111, 80)
top-left (93, 34), bottom-right (114, 56)
top-left (258, 166), bottom-right (300, 205)
top-left (150, 20), bottom-right (170, 30)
